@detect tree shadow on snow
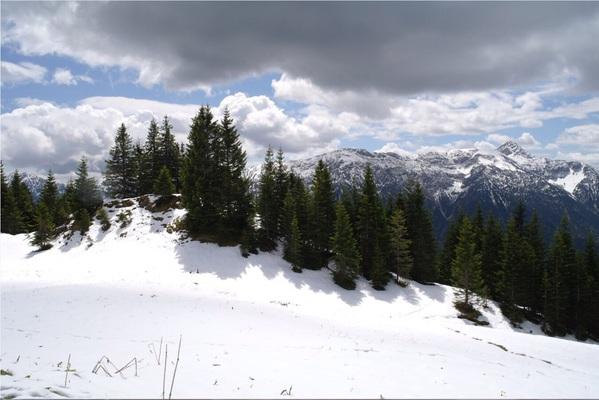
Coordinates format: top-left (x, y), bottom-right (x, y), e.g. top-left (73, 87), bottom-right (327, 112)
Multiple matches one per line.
top-left (174, 239), bottom-right (448, 308)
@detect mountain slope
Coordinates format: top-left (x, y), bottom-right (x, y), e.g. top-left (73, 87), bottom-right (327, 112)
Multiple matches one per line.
top-left (1, 196), bottom-right (598, 398)
top-left (289, 142), bottom-right (599, 244)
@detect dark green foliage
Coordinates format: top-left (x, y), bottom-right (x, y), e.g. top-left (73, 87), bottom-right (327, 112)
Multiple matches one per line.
top-left (331, 203), bottom-right (361, 290)
top-left (256, 146), bottom-right (278, 249)
top-left (73, 158), bottom-right (102, 214)
top-left (451, 217), bottom-right (486, 306)
top-left (181, 107), bottom-right (251, 244)
top-left (40, 170), bottom-right (59, 224)
top-left (1, 164), bottom-right (24, 234)
top-left (96, 207), bottom-right (111, 231)
top-left (154, 166), bottom-right (175, 196)
top-left (439, 212), bottom-right (465, 284)
top-left (582, 232), bottom-right (599, 338)
top-left (357, 165), bottom-right (384, 280)
top-left (286, 216), bottom-right (302, 273)
top-left (405, 180), bottom-right (437, 282)
top-left (310, 160), bottom-right (336, 269)
top-left (526, 211), bottom-right (546, 313)
top-left (216, 109), bottom-right (252, 239)
top-left (140, 118), bottom-right (161, 194)
top-left (182, 106), bottom-right (219, 234)
top-left (105, 123), bottom-right (137, 198)
top-left (543, 215), bottom-right (575, 336)
top-left (389, 207), bottom-right (413, 286)
top-left (9, 171), bottom-right (35, 232)
top-left (31, 201), bottom-right (54, 250)
top-left (75, 208), bottom-right (91, 234)
top-left (158, 116), bottom-right (181, 192)
top-left (371, 243), bottom-right (389, 290)
top-left (481, 214), bottom-right (503, 299)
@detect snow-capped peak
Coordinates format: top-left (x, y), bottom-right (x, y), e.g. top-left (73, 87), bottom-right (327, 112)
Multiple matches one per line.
top-left (496, 141), bottom-right (533, 159)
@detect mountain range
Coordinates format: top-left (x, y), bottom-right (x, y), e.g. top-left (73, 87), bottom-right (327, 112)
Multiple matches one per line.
top-left (289, 141), bottom-right (599, 246)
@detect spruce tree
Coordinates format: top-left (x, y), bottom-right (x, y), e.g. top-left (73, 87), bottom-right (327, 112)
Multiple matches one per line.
top-left (371, 242), bottom-right (389, 290)
top-left (158, 116), bottom-right (181, 191)
top-left (389, 207), bottom-right (413, 286)
top-left (439, 212), bottom-right (465, 284)
top-left (31, 201), bottom-right (54, 250)
top-left (582, 232), bottom-right (599, 338)
top-left (257, 146), bottom-right (278, 249)
top-left (274, 148), bottom-right (288, 236)
top-left (1, 165), bottom-right (23, 234)
top-left (96, 207), bottom-right (111, 231)
top-left (218, 109), bottom-right (251, 238)
top-left (526, 210), bottom-right (546, 313)
top-left (331, 203), bottom-right (361, 290)
top-left (286, 216), bottom-right (302, 273)
top-left (140, 118), bottom-right (161, 194)
top-left (40, 170), bottom-right (59, 223)
top-left (154, 166), bottom-right (175, 196)
top-left (311, 160), bottom-right (336, 269)
top-left (182, 106), bottom-right (218, 234)
top-left (405, 180), bottom-right (437, 282)
top-left (76, 208), bottom-right (91, 234)
top-left (481, 214), bottom-right (504, 299)
top-left (543, 214), bottom-right (575, 336)
top-left (74, 157), bottom-right (102, 214)
top-left (357, 165), bottom-right (383, 280)
top-left (451, 217), bottom-right (486, 306)
top-left (104, 123), bottom-right (137, 198)
top-left (10, 171), bottom-right (36, 231)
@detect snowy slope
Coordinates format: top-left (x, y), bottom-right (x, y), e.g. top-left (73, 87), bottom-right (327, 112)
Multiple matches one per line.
top-left (1, 196), bottom-right (599, 398)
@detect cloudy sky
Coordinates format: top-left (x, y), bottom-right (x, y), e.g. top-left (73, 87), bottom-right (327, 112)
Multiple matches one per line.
top-left (1, 2), bottom-right (599, 180)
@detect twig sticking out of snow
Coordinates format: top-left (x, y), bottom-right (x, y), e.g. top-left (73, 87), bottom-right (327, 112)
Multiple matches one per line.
top-left (280, 385), bottom-right (293, 396)
top-left (168, 335), bottom-right (182, 400)
top-left (63, 354), bottom-right (71, 388)
top-left (162, 344), bottom-right (168, 400)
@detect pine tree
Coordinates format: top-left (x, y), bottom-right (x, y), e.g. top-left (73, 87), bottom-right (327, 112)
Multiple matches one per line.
top-left (105, 123), bottom-right (137, 198)
top-left (481, 214), bottom-right (504, 299)
top-left (132, 141), bottom-right (144, 197)
top-left (311, 160), bottom-right (336, 269)
top-left (526, 210), bottom-right (546, 313)
top-left (76, 208), bottom-right (91, 234)
top-left (158, 116), bottom-right (181, 191)
top-left (451, 217), bottom-right (486, 306)
top-left (257, 146), bottom-right (278, 249)
top-left (1, 164), bottom-right (23, 234)
top-left (274, 148), bottom-right (288, 236)
top-left (154, 166), bottom-right (175, 196)
top-left (218, 109), bottom-right (251, 238)
top-left (140, 118), bottom-right (161, 194)
top-left (543, 214), bottom-right (575, 336)
top-left (389, 207), bottom-right (413, 286)
top-left (331, 203), bottom-right (361, 290)
top-left (439, 212), bottom-right (465, 284)
top-left (40, 170), bottom-right (59, 222)
top-left (405, 180), bottom-right (437, 282)
top-left (371, 242), bottom-right (389, 290)
top-left (31, 201), bottom-right (54, 250)
top-left (9, 171), bottom-right (36, 232)
top-left (582, 232), bottom-right (599, 338)
top-left (182, 106), bottom-right (218, 234)
top-left (96, 207), bottom-right (111, 231)
top-left (73, 157), bottom-right (102, 214)
top-left (357, 165), bottom-right (383, 280)
top-left (286, 216), bottom-right (302, 273)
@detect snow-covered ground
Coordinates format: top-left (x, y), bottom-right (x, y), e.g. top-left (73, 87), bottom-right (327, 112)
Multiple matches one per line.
top-left (2, 197), bottom-right (598, 398)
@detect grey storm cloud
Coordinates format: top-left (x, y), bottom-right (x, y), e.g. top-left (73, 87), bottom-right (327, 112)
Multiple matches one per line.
top-left (2, 2), bottom-right (599, 95)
